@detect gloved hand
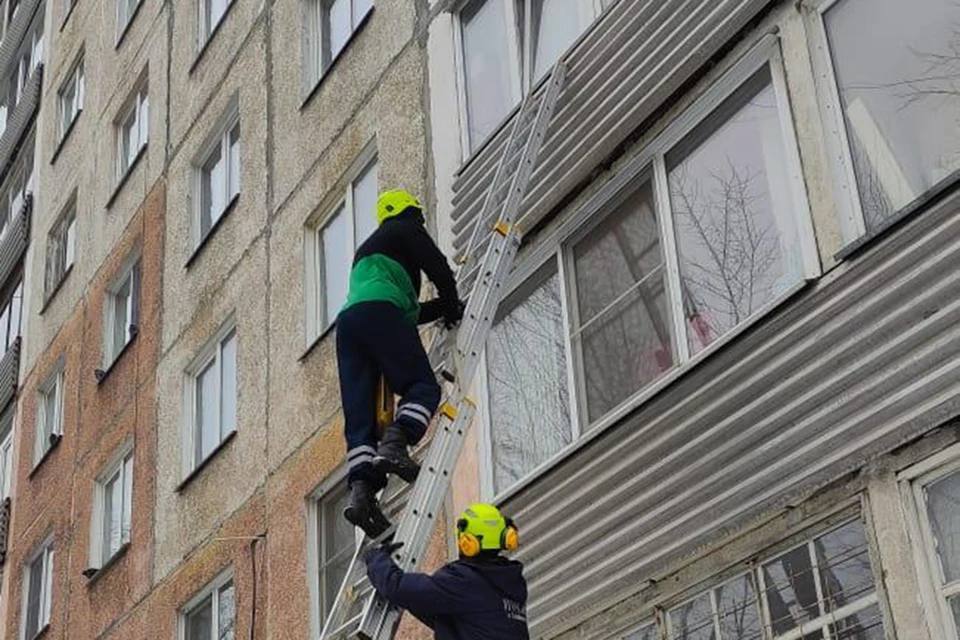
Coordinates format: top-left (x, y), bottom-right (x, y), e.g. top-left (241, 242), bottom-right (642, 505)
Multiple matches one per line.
top-left (443, 299), bottom-right (466, 329)
top-left (364, 540), bottom-right (404, 564)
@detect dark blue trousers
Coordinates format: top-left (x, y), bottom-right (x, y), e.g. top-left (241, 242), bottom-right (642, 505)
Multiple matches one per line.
top-left (336, 301), bottom-right (441, 489)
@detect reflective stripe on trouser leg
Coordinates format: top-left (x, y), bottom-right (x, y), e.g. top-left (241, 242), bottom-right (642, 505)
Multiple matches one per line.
top-left (347, 445), bottom-right (376, 470)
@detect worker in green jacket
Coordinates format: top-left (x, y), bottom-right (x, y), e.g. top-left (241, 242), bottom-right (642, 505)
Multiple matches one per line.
top-left (337, 189), bottom-right (463, 538)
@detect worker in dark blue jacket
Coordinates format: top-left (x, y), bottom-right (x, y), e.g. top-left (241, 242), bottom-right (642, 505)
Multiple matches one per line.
top-left (365, 503), bottom-right (530, 639)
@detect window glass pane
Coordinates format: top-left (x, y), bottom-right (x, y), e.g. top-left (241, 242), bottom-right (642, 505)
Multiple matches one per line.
top-left (487, 264), bottom-right (571, 492)
top-left (196, 359), bottom-right (218, 463)
top-left (925, 469), bottom-right (960, 583)
top-left (814, 520), bottom-right (874, 612)
top-left (825, 0), bottom-right (960, 231)
top-left (228, 122), bottom-right (240, 201)
top-left (122, 455), bottom-right (133, 541)
top-left (44, 383), bottom-right (58, 440)
top-left (322, 208), bottom-right (350, 324)
top-left (668, 71), bottom-right (804, 356)
top-left (668, 591), bottom-right (714, 640)
top-left (186, 596), bottom-right (213, 640)
top-left (762, 544), bottom-right (822, 636)
top-left (112, 276), bottom-right (132, 359)
top-left (327, 0), bottom-right (351, 61)
top-left (530, 0), bottom-right (583, 80)
top-left (572, 182), bottom-right (673, 421)
top-left (716, 575), bottom-right (762, 640)
top-left (120, 111), bottom-right (135, 173)
top-left (218, 582), bottom-right (235, 640)
top-left (321, 487), bottom-right (354, 617)
top-left (64, 216), bottom-right (76, 269)
top-left (351, 160), bottom-right (378, 248)
top-left (103, 470), bottom-right (123, 558)
top-left (949, 596), bottom-right (960, 636)
top-left (138, 93), bottom-right (149, 149)
top-left (220, 332), bottom-right (237, 437)
top-left (352, 0), bottom-right (371, 22)
top-left (461, 0), bottom-right (517, 150)
top-left (624, 624), bottom-right (657, 640)
top-left (0, 429), bottom-right (13, 499)
top-left (201, 142), bottom-right (225, 236)
top-left (830, 604), bottom-right (885, 640)
top-left (26, 553), bottom-right (43, 637)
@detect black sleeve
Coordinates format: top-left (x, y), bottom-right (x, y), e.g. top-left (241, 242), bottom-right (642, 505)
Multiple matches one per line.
top-left (410, 224), bottom-right (460, 317)
top-left (417, 299), bottom-right (445, 325)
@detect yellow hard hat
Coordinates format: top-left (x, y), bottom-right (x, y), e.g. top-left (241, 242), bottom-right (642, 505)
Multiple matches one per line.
top-left (456, 503), bottom-right (519, 556)
top-left (376, 189), bottom-right (422, 226)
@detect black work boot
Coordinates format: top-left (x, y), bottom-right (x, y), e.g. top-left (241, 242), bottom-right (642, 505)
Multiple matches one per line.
top-left (373, 425), bottom-right (421, 483)
top-left (343, 480), bottom-right (392, 540)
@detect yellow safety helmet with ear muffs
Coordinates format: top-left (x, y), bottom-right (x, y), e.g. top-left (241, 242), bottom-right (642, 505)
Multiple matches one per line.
top-left (456, 503), bottom-right (519, 557)
top-left (376, 189), bottom-right (422, 226)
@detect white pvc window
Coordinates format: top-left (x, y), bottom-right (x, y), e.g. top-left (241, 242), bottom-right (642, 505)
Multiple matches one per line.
top-left (181, 571), bottom-right (236, 640)
top-left (91, 449), bottom-right (133, 567)
top-left (35, 364), bottom-right (64, 465)
top-left (305, 0), bottom-right (373, 89)
top-left (44, 201), bottom-right (76, 299)
top-left (0, 410), bottom-right (14, 500)
top-left (103, 261), bottom-right (140, 367)
top-left (807, 0), bottom-right (960, 242)
top-left (315, 482), bottom-right (354, 621)
top-left (57, 57), bottom-right (83, 143)
top-left (902, 449), bottom-right (960, 640)
top-left (455, 0), bottom-right (597, 154)
top-left (308, 155), bottom-right (378, 337)
top-left (0, 139), bottom-right (34, 240)
top-left (485, 260), bottom-right (572, 493)
top-left (116, 0), bottom-right (140, 38)
top-left (196, 111), bottom-right (240, 246)
top-left (199, 0), bottom-right (232, 46)
top-left (0, 279), bottom-right (24, 352)
top-left (117, 83), bottom-right (149, 180)
top-left (184, 325), bottom-right (237, 475)
top-left (483, 42), bottom-right (817, 497)
top-left (21, 541), bottom-right (53, 640)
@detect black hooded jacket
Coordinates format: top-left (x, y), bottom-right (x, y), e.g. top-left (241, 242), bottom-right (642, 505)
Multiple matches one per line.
top-left (366, 549), bottom-right (530, 639)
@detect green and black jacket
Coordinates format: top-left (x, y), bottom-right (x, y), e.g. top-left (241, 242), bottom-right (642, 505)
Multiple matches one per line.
top-left (341, 209), bottom-right (459, 325)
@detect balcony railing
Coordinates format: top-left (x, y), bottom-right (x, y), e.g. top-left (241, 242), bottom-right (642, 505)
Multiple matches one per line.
top-left (0, 337), bottom-right (20, 414)
top-left (0, 193), bottom-right (30, 291)
top-left (0, 65), bottom-right (41, 183)
top-left (0, 0), bottom-right (42, 76)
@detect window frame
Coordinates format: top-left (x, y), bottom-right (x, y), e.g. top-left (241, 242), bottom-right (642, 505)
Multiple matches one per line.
top-left (479, 35), bottom-right (820, 502)
top-left (303, 0), bottom-right (374, 94)
top-left (181, 319), bottom-right (238, 479)
top-left (115, 80), bottom-right (149, 184)
top-left (102, 257), bottom-right (141, 369)
top-left (306, 470), bottom-right (358, 637)
top-left (44, 197), bottom-right (76, 303)
top-left (802, 0), bottom-right (960, 249)
top-left (56, 54), bottom-right (83, 145)
top-left (89, 443), bottom-right (134, 570)
top-left (303, 147), bottom-right (378, 345)
top-left (178, 568), bottom-right (235, 640)
top-left (452, 0), bottom-right (602, 157)
top-left (34, 361), bottom-right (65, 467)
top-left (20, 537), bottom-right (53, 640)
top-left (197, 0), bottom-right (234, 50)
top-left (192, 101), bottom-right (240, 251)
top-left (899, 443), bottom-right (960, 640)
top-left (115, 0), bottom-right (142, 43)
top-left (0, 407), bottom-right (14, 500)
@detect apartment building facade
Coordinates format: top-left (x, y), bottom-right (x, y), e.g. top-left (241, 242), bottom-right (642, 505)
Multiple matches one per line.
top-left (426, 0), bottom-right (960, 638)
top-left (0, 0), bottom-right (446, 638)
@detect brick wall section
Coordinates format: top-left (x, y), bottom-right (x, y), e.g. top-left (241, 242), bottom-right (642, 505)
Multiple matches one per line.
top-left (4, 180), bottom-right (165, 640)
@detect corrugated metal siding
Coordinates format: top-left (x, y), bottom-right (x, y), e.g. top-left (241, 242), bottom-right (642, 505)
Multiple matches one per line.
top-left (505, 189), bottom-right (960, 638)
top-left (0, 0), bottom-right (42, 78)
top-left (0, 195), bottom-right (30, 291)
top-left (0, 67), bottom-right (41, 182)
top-left (450, 0), bottom-right (773, 256)
top-left (0, 338), bottom-right (20, 413)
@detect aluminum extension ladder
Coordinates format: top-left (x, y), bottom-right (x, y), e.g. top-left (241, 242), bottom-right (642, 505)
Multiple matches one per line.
top-left (320, 61), bottom-right (567, 640)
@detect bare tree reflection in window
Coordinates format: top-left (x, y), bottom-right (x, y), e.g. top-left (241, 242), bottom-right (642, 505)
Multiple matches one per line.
top-left (487, 263), bottom-right (571, 492)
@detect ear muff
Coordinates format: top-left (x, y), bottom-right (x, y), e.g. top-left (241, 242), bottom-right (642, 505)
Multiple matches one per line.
top-left (457, 517), bottom-right (482, 557)
top-left (501, 517), bottom-right (519, 552)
